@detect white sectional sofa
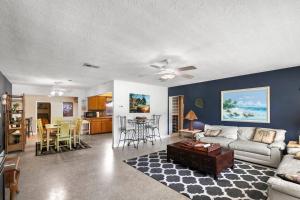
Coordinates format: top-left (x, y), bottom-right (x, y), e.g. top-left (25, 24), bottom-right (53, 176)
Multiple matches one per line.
top-left (267, 155), bottom-right (300, 200)
top-left (195, 125), bottom-right (286, 168)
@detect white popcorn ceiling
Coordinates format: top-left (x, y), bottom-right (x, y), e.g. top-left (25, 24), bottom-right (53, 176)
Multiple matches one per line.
top-left (0, 0), bottom-right (300, 88)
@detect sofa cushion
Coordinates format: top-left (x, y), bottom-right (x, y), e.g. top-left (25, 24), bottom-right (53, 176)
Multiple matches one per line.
top-left (253, 128), bottom-right (276, 144)
top-left (204, 129), bottom-right (221, 137)
top-left (217, 126), bottom-right (238, 140)
top-left (237, 127), bottom-right (256, 141)
top-left (199, 137), bottom-right (234, 148)
top-left (277, 155), bottom-right (300, 174)
top-left (229, 140), bottom-right (271, 156)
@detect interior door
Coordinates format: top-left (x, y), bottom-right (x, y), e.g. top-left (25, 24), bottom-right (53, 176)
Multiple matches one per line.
top-left (169, 96), bottom-right (184, 134)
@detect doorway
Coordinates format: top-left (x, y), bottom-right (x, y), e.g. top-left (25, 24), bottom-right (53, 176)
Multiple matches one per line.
top-left (169, 95), bottom-right (184, 134)
top-left (37, 102), bottom-right (51, 127)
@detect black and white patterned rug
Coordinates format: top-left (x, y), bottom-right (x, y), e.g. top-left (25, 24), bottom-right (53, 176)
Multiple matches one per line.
top-left (124, 150), bottom-right (275, 200)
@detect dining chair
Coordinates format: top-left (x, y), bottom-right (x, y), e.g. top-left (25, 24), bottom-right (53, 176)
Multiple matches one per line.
top-left (53, 117), bottom-right (63, 125)
top-left (37, 119), bottom-right (56, 150)
top-left (73, 119), bottom-right (83, 147)
top-left (118, 116), bottom-right (136, 149)
top-left (56, 122), bottom-right (72, 151)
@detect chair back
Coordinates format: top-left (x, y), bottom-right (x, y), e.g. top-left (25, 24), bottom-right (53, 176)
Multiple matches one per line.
top-left (37, 119), bottom-right (44, 142)
top-left (58, 123), bottom-right (70, 138)
top-left (152, 115), bottom-right (161, 127)
top-left (75, 119), bottom-right (83, 135)
top-left (53, 117), bottom-right (63, 125)
top-left (119, 116), bottom-right (127, 131)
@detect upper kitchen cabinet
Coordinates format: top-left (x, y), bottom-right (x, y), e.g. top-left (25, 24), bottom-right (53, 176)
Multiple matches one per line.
top-left (88, 96), bottom-right (107, 111)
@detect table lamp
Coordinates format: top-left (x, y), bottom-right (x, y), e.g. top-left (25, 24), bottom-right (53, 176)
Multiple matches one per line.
top-left (185, 110), bottom-right (198, 130)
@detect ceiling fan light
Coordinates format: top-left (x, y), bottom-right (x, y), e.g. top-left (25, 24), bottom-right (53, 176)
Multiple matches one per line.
top-left (161, 74), bottom-right (175, 80)
top-left (58, 91), bottom-right (64, 96)
top-left (50, 91), bottom-right (56, 96)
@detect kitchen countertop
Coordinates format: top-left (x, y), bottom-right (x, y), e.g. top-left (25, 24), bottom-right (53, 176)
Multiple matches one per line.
top-left (85, 116), bottom-right (112, 120)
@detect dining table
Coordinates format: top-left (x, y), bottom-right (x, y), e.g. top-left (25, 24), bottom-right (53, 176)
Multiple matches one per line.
top-left (45, 123), bottom-right (76, 151)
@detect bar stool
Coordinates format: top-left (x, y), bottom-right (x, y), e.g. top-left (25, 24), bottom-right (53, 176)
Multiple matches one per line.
top-left (147, 115), bottom-right (162, 142)
top-left (118, 116), bottom-right (136, 149)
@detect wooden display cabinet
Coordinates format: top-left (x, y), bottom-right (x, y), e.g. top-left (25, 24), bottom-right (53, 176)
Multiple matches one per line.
top-left (4, 95), bottom-right (26, 153)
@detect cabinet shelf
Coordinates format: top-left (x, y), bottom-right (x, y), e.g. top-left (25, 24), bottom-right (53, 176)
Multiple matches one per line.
top-left (5, 94), bottom-right (26, 153)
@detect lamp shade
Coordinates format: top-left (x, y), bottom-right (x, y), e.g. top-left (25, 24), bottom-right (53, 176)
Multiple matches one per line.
top-left (185, 110), bottom-right (198, 121)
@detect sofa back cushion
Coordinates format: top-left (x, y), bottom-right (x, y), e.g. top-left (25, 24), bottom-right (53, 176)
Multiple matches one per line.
top-left (272, 128), bottom-right (286, 142)
top-left (253, 128), bottom-right (276, 144)
top-left (204, 125), bottom-right (238, 140)
top-left (237, 127), bottom-right (256, 141)
top-left (217, 126), bottom-right (238, 140)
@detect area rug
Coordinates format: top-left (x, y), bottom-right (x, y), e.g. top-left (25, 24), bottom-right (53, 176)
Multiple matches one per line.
top-left (124, 150), bottom-right (275, 200)
top-left (36, 140), bottom-right (91, 156)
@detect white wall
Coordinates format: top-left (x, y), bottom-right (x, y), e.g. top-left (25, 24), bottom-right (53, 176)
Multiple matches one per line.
top-left (13, 84), bottom-right (86, 97)
top-left (113, 80), bottom-right (168, 147)
top-left (86, 81), bottom-right (113, 97)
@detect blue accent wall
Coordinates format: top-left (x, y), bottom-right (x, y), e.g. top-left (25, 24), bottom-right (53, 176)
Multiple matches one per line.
top-left (169, 66), bottom-right (300, 142)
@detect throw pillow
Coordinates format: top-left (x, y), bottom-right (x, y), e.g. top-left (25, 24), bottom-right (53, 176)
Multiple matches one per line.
top-left (294, 152), bottom-right (300, 160)
top-left (204, 129), bottom-right (221, 137)
top-left (277, 173), bottom-right (300, 185)
top-left (253, 128), bottom-right (276, 144)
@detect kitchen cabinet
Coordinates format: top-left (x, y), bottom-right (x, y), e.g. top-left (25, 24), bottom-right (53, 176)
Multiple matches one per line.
top-left (88, 96), bottom-right (106, 111)
top-left (101, 118), bottom-right (112, 133)
top-left (89, 117), bottom-right (112, 134)
top-left (90, 119), bottom-right (102, 134)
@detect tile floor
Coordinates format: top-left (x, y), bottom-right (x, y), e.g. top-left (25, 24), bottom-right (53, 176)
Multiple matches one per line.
top-left (9, 133), bottom-right (188, 200)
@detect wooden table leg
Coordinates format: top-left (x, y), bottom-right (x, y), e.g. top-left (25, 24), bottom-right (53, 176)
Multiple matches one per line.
top-left (73, 130), bottom-right (76, 147)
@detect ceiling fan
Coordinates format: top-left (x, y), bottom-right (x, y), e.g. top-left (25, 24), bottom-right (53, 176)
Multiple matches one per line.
top-left (149, 59), bottom-right (197, 81)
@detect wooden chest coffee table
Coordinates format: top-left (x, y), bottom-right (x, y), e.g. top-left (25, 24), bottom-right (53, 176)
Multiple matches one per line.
top-left (167, 141), bottom-right (234, 179)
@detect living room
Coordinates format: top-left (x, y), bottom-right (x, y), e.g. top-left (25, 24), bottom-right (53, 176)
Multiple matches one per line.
top-left (1, 1), bottom-right (300, 200)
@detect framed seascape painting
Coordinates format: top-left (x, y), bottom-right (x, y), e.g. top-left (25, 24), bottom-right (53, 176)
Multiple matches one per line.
top-left (63, 102), bottom-right (73, 117)
top-left (129, 93), bottom-right (150, 113)
top-left (221, 86), bottom-right (270, 123)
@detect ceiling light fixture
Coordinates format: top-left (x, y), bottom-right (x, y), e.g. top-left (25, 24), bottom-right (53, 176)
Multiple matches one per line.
top-left (49, 83), bottom-right (66, 97)
top-left (161, 73), bottom-right (176, 80)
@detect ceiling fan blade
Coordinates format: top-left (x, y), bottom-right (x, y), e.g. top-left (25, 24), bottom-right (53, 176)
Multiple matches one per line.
top-left (180, 74), bottom-right (194, 79)
top-left (177, 66), bottom-right (197, 71)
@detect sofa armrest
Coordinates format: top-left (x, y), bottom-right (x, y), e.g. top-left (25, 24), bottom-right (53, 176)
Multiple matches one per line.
top-left (195, 132), bottom-right (205, 140)
top-left (268, 177), bottom-right (300, 198)
top-left (268, 142), bottom-right (286, 150)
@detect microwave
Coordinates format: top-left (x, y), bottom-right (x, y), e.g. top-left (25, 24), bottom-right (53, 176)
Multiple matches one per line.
top-left (84, 111), bottom-right (98, 118)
